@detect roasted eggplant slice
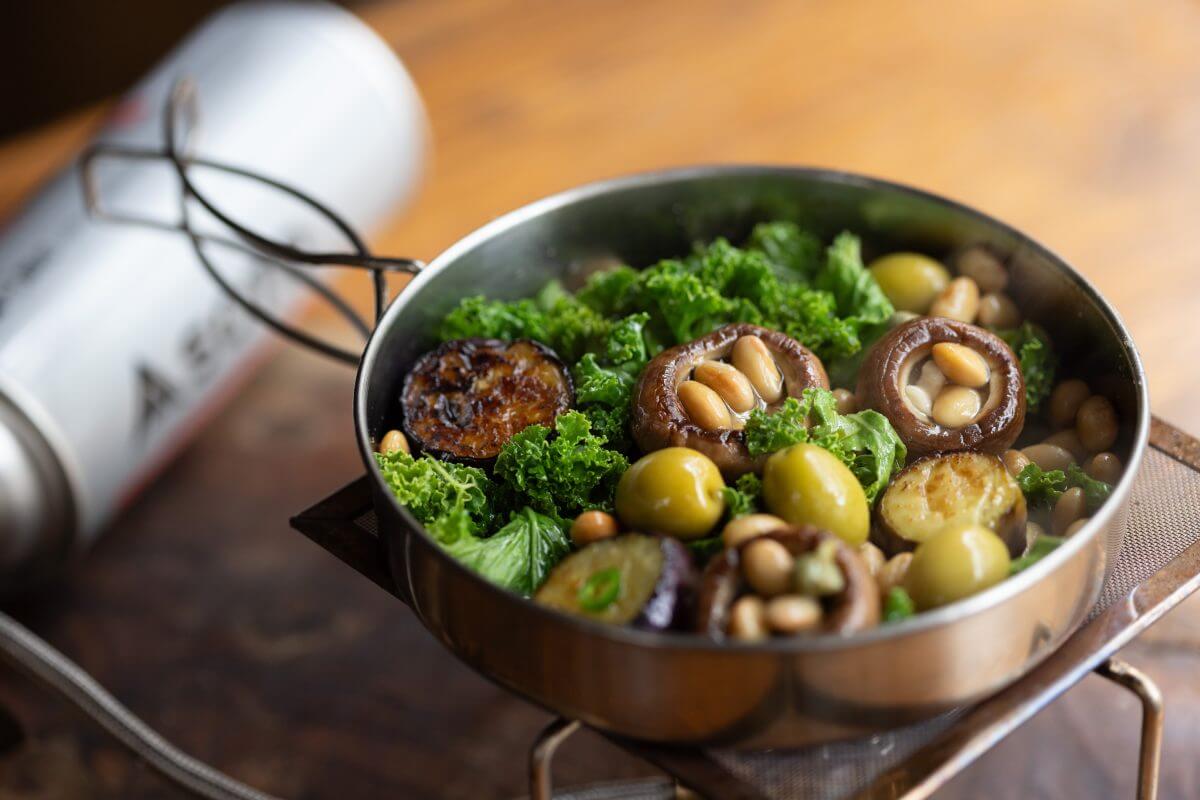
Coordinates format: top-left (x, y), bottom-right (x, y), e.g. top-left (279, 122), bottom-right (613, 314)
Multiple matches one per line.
top-left (697, 525), bottom-right (880, 638)
top-left (873, 452), bottom-right (1027, 558)
top-left (855, 317), bottom-right (1025, 457)
top-left (534, 534), bottom-right (696, 629)
top-left (402, 338), bottom-right (572, 463)
top-left (632, 323), bottom-right (829, 478)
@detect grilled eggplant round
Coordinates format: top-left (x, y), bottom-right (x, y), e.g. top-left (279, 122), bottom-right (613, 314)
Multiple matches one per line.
top-left (855, 317), bottom-right (1025, 457)
top-left (402, 338), bottom-right (573, 463)
top-left (697, 525), bottom-right (880, 638)
top-left (631, 323), bottom-right (829, 478)
top-left (534, 534), bottom-right (697, 629)
top-left (872, 452), bottom-right (1028, 558)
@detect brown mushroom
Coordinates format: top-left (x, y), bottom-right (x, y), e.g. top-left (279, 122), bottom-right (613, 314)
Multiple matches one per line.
top-left (402, 338), bottom-right (573, 464)
top-left (631, 323), bottom-right (829, 477)
top-left (697, 525), bottom-right (881, 638)
top-left (855, 317), bottom-right (1025, 457)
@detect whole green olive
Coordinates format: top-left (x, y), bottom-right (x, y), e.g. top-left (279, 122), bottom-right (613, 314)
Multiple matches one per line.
top-left (615, 447), bottom-right (726, 540)
top-left (904, 524), bottom-right (1011, 610)
top-left (762, 444), bottom-right (869, 545)
top-left (868, 253), bottom-right (951, 314)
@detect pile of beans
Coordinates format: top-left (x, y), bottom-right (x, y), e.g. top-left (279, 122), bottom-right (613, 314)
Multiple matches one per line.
top-left (1002, 378), bottom-right (1122, 535)
top-left (904, 342), bottom-right (995, 429)
top-left (727, 533), bottom-right (841, 640)
top-left (677, 334), bottom-right (783, 431)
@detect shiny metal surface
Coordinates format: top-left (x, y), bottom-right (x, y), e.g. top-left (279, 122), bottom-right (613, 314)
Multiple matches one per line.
top-left (1096, 660), bottom-right (1163, 800)
top-left (354, 166), bottom-right (1151, 747)
top-left (0, 395), bottom-right (75, 590)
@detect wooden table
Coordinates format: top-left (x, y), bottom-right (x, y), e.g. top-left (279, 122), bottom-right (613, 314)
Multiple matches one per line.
top-left (3, 1), bottom-right (1200, 797)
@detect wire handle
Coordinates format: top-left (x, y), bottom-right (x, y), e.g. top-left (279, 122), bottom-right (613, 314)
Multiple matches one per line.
top-left (80, 78), bottom-right (424, 365)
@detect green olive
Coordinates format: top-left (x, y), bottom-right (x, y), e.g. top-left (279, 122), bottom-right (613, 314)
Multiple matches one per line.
top-left (615, 447), bottom-right (726, 540)
top-left (761, 444), bottom-right (869, 545)
top-left (868, 253), bottom-right (951, 314)
top-left (904, 524), bottom-right (1011, 610)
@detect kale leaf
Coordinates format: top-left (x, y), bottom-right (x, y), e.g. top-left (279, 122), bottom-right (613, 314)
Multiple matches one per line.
top-left (815, 231), bottom-right (895, 334)
top-left (573, 233), bottom-right (887, 363)
top-left (746, 221), bottom-right (823, 278)
top-left (494, 410), bottom-right (629, 518)
top-left (722, 473), bottom-right (764, 518)
top-left (997, 322), bottom-right (1057, 413)
top-left (375, 450), bottom-right (494, 535)
top-left (433, 506), bottom-right (570, 596)
top-left (1015, 462), bottom-right (1113, 511)
top-left (1067, 463), bottom-right (1114, 511)
top-left (1010, 533), bottom-right (1066, 575)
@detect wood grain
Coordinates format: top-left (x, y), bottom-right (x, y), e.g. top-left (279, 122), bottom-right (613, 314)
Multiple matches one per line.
top-left (2, 0), bottom-right (1200, 797)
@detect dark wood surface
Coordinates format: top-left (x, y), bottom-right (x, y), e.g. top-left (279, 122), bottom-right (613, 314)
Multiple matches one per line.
top-left (3, 1), bottom-right (1200, 798)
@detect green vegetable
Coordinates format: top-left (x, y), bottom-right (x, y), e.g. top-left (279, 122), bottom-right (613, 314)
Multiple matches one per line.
top-left (997, 322), bottom-right (1057, 412)
top-left (1010, 534), bottom-right (1066, 575)
top-left (494, 410), bottom-right (629, 519)
top-left (443, 225), bottom-right (895, 369)
top-left (574, 233), bottom-right (877, 362)
top-left (883, 586), bottom-right (916, 622)
top-left (1016, 463), bottom-right (1113, 511)
top-left (572, 354), bottom-right (636, 449)
top-left (375, 450), bottom-right (494, 535)
top-left (815, 232), bottom-right (894, 336)
top-left (722, 473), bottom-right (764, 518)
top-left (1015, 463), bottom-right (1068, 507)
top-left (1067, 463), bottom-right (1114, 511)
top-left (744, 387), bottom-right (907, 502)
top-left (746, 221), bottom-right (823, 278)
top-left (437, 282), bottom-right (626, 363)
top-left (568, 312), bottom-right (654, 450)
top-left (436, 295), bottom-right (549, 345)
top-left (578, 567), bottom-right (623, 611)
top-left (685, 535), bottom-right (726, 564)
top-left (434, 506), bottom-right (571, 596)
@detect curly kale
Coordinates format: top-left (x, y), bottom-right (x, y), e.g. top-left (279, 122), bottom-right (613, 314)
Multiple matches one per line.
top-left (494, 410), bottom-right (629, 519)
top-left (375, 450), bottom-right (494, 535)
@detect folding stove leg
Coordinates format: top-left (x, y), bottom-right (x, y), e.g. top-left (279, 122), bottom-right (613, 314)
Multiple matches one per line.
top-left (1095, 659), bottom-right (1163, 800)
top-left (530, 718), bottom-right (582, 800)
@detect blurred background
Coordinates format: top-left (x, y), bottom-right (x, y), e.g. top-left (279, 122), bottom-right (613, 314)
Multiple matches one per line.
top-left (1, 1), bottom-right (1199, 798)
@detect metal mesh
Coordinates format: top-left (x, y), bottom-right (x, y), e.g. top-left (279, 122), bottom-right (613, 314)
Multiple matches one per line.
top-left (704, 447), bottom-right (1200, 799)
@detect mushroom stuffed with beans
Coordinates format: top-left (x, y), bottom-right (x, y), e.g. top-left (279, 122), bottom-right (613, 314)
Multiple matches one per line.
top-left (631, 323), bottom-right (829, 477)
top-left (370, 220), bottom-right (1128, 639)
top-left (855, 317), bottom-right (1026, 457)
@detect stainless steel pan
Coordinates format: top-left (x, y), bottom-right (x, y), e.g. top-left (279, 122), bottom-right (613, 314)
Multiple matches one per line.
top-left (354, 166), bottom-right (1149, 748)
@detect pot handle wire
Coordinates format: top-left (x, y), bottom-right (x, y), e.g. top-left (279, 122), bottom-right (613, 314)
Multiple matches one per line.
top-left (80, 78), bottom-right (424, 366)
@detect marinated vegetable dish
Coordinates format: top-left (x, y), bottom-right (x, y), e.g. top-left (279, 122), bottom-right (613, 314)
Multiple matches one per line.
top-left (374, 225), bottom-right (1124, 641)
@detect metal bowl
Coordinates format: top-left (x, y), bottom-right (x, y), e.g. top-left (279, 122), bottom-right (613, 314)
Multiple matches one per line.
top-left (354, 166), bottom-right (1149, 747)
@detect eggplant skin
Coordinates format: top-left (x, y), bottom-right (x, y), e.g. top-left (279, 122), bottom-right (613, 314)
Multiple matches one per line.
top-left (632, 323), bottom-right (829, 478)
top-left (402, 338), bottom-right (572, 464)
top-left (533, 535), bottom-right (697, 630)
top-left (856, 317), bottom-right (1025, 457)
top-left (697, 525), bottom-right (880, 637)
top-left (873, 452), bottom-right (1028, 558)
top-left (637, 537), bottom-right (698, 630)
